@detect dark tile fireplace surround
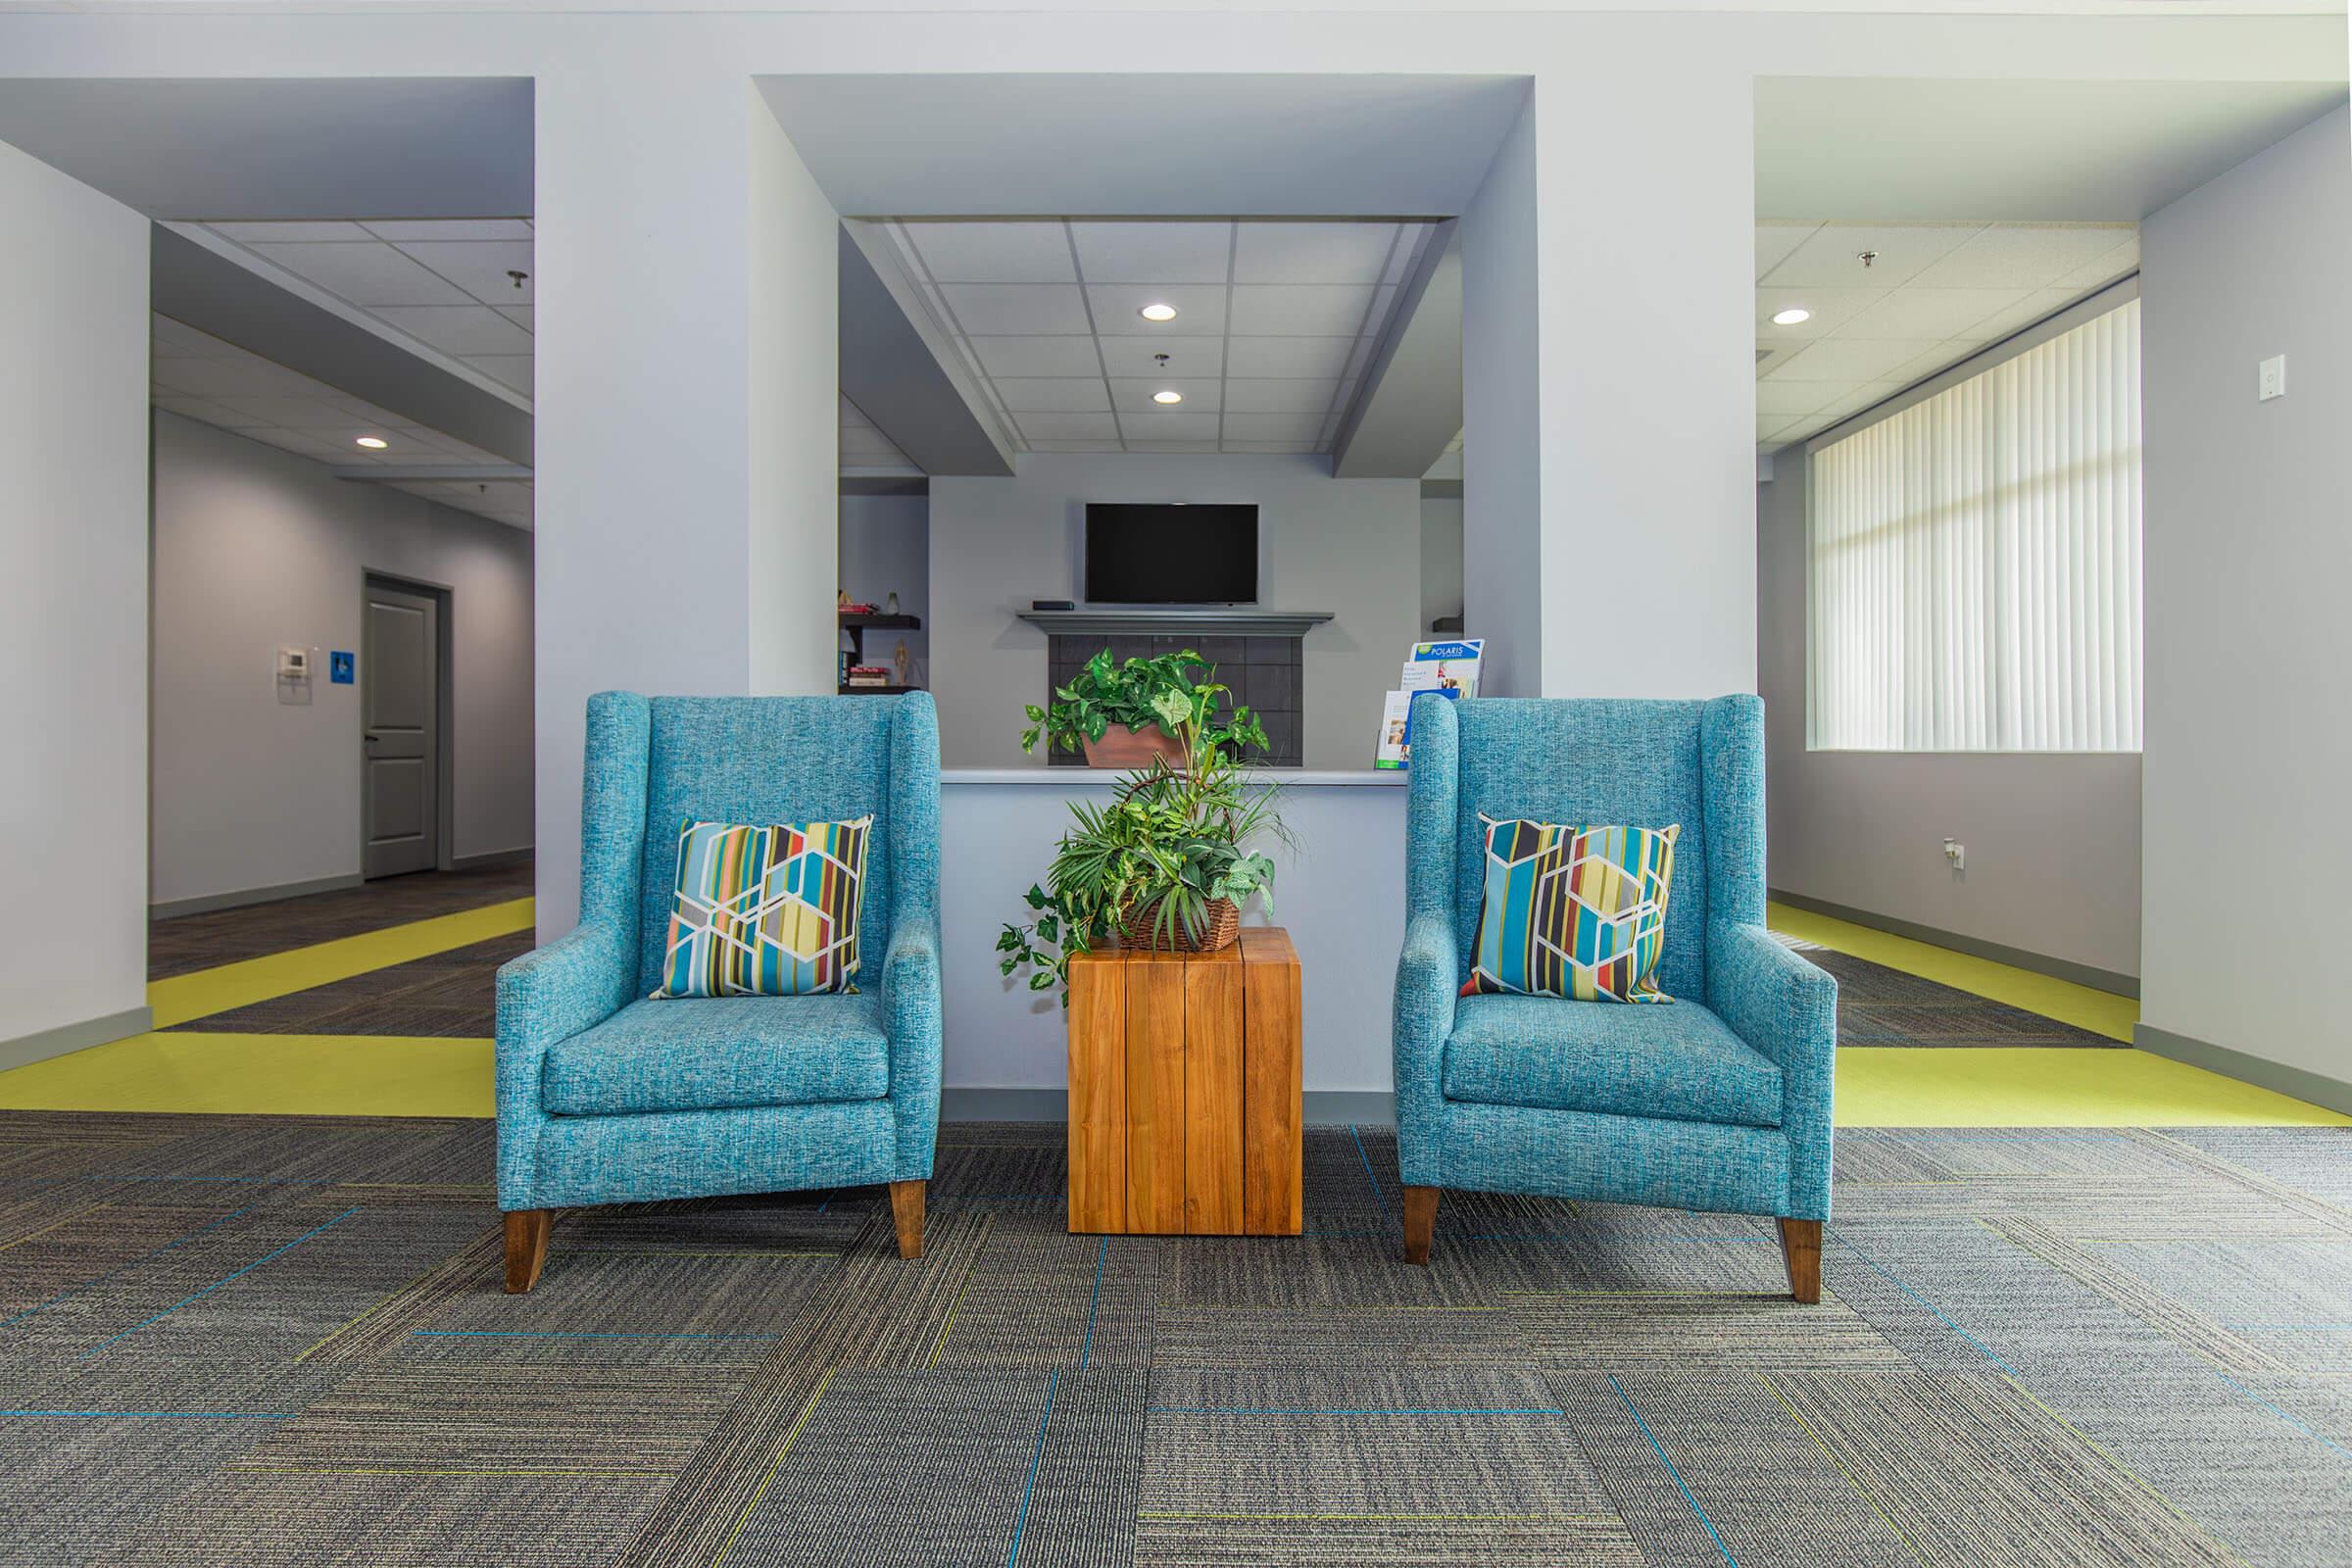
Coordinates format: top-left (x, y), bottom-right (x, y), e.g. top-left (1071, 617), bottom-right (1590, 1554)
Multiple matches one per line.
top-left (1046, 634), bottom-right (1304, 766)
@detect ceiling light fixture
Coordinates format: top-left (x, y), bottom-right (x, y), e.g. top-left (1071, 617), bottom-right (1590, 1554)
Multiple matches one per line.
top-left (1138, 303), bottom-right (1178, 322)
top-left (354, 435), bottom-right (390, 449)
top-left (1770, 308), bottom-right (1812, 326)
top-left (1152, 390), bottom-right (1184, 405)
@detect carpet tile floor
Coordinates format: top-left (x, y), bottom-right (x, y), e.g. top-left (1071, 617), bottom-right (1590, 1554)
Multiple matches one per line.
top-left (3, 1113), bottom-right (2349, 1566)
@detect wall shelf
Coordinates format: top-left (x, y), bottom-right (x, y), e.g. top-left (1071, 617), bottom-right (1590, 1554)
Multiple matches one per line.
top-left (1015, 608), bottom-right (1333, 638)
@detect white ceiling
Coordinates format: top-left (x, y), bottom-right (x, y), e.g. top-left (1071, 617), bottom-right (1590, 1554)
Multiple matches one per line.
top-left (883, 218), bottom-right (1439, 454)
top-left (1754, 220), bottom-right (2137, 452)
top-left (151, 312), bottom-right (532, 530)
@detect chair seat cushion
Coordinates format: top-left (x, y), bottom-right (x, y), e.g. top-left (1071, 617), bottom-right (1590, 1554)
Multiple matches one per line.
top-left (543, 993), bottom-right (890, 1116)
top-left (1443, 994), bottom-right (1783, 1129)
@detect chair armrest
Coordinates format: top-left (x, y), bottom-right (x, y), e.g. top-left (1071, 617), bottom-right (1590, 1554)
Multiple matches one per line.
top-left (879, 911), bottom-right (943, 1179)
top-left (493, 922), bottom-right (633, 1204)
top-left (1393, 912), bottom-right (1459, 1114)
top-left (1706, 920), bottom-right (1837, 1218)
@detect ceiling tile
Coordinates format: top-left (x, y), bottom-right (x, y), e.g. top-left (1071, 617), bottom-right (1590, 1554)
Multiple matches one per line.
top-left (1125, 440), bottom-right (1223, 454)
top-left (1754, 380), bottom-right (1838, 418)
top-left (391, 240), bottom-right (536, 305)
top-left (1756, 286), bottom-right (1888, 339)
top-left (372, 305), bottom-right (536, 357)
top-left (1225, 441), bottom-right (1322, 455)
top-left (1907, 223), bottom-right (2137, 289)
top-left (212, 396), bottom-right (381, 431)
top-left (244, 426), bottom-right (346, 458)
top-left (1755, 222), bottom-right (1817, 280)
top-left (154, 394), bottom-right (271, 428)
top-left (148, 356), bottom-right (316, 399)
top-left (151, 316), bottom-right (241, 357)
top-left (1766, 337), bottom-right (1943, 383)
top-left (841, 425), bottom-right (909, 456)
top-left (1015, 411), bottom-right (1119, 440)
top-left (942, 283), bottom-right (1092, 336)
top-left (1962, 286), bottom-right (2086, 345)
top-left (1812, 380), bottom-right (1910, 425)
top-left (1085, 282), bottom-right (1227, 336)
top-left (1837, 287), bottom-right (2031, 341)
top-left (968, 335), bottom-right (1103, 378)
top-left (1757, 415), bottom-right (1801, 442)
top-left (461, 355), bottom-right (535, 395)
top-left (1761, 221), bottom-right (1984, 289)
top-left (1107, 378), bottom-right (1221, 415)
top-left (1119, 410), bottom-right (1222, 441)
top-left (2053, 236), bottom-right (2138, 291)
top-left (1230, 284), bottom-right (1375, 337)
top-left (1027, 438), bottom-right (1128, 453)
top-left (1221, 412), bottom-right (1324, 443)
top-left (364, 219), bottom-right (534, 243)
top-left (496, 305), bottom-right (534, 332)
top-left (248, 242), bottom-right (474, 307)
top-left (1224, 378), bottom-right (1340, 415)
top-left (905, 221), bottom-right (1078, 283)
top-left (208, 220), bottom-right (370, 243)
top-left (323, 393), bottom-right (420, 427)
top-left (994, 378), bottom-right (1112, 413)
top-left (1224, 337), bottom-right (1355, 380)
top-left (1068, 221), bottom-right (1232, 283)
top-left (1098, 335), bottom-right (1222, 377)
top-left (1231, 221), bottom-right (1396, 285)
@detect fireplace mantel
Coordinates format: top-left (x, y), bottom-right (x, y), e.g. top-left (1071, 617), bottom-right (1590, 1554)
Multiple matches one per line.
top-left (1015, 608), bottom-right (1334, 638)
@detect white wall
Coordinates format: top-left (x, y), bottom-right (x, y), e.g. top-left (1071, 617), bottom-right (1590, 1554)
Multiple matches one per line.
top-left (839, 493), bottom-right (929, 680)
top-left (2139, 106), bottom-right (2351, 1088)
top-left (928, 454), bottom-right (1421, 769)
top-left (1420, 495), bottom-right (1463, 634)
top-left (149, 412), bottom-right (536, 909)
top-left (0, 140), bottom-right (149, 1054)
top-left (1757, 465), bottom-right (2143, 981)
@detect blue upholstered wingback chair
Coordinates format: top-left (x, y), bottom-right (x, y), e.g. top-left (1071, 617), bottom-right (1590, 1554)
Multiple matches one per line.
top-left (493, 692), bottom-right (942, 1291)
top-left (1392, 694), bottom-right (1837, 1301)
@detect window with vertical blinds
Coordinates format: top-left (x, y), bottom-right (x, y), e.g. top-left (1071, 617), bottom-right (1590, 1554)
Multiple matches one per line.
top-left (1807, 298), bottom-right (2143, 753)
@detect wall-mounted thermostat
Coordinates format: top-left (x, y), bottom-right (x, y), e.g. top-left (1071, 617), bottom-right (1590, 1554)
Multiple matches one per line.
top-left (277, 645), bottom-right (312, 682)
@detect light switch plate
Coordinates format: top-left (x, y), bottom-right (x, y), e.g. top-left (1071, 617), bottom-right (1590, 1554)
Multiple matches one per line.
top-left (2258, 354), bottom-right (2286, 402)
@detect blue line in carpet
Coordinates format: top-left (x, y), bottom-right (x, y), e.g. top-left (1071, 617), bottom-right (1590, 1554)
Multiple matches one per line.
top-left (414, 1330), bottom-right (782, 1341)
top-left (1610, 1375), bottom-right (1738, 1567)
top-left (81, 1206), bottom-right (362, 1357)
top-left (2212, 1371), bottom-right (2352, 1460)
top-left (1828, 1229), bottom-right (2020, 1378)
top-left (0, 1408), bottom-right (295, 1419)
top-left (0, 1204), bottom-right (258, 1333)
top-left (1006, 1369), bottom-right (1058, 1567)
top-left (1079, 1238), bottom-right (1107, 1371)
top-left (1148, 1406), bottom-right (1565, 1417)
top-left (1348, 1125), bottom-right (1389, 1212)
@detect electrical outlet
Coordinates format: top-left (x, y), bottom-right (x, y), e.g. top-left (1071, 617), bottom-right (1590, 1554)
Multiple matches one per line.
top-left (1942, 838), bottom-right (1966, 872)
top-left (2258, 355), bottom-right (2286, 402)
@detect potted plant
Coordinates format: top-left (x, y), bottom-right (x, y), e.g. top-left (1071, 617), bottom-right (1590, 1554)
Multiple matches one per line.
top-left (1020, 648), bottom-right (1268, 769)
top-left (998, 682), bottom-right (1285, 1003)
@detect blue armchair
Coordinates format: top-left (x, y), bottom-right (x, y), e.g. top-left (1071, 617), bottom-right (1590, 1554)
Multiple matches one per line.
top-left (1392, 694), bottom-right (1836, 1301)
top-left (494, 692), bottom-right (942, 1291)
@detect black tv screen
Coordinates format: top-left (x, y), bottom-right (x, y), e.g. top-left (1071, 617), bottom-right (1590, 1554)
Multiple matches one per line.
top-left (1084, 504), bottom-right (1258, 605)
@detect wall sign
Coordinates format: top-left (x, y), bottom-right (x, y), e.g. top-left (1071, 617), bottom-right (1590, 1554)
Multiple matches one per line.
top-left (329, 651), bottom-right (355, 684)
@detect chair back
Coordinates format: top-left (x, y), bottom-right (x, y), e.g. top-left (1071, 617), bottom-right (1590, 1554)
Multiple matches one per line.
top-left (633, 696), bottom-right (913, 996)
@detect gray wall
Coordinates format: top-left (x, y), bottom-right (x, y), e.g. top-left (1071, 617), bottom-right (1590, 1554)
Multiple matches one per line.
top-left (151, 410), bottom-right (535, 908)
top-left (2139, 106), bottom-right (2350, 1084)
top-left (838, 493), bottom-right (928, 681)
top-left (1757, 461), bottom-right (2143, 981)
top-left (928, 454), bottom-right (1421, 769)
top-left (1420, 495), bottom-right (1463, 634)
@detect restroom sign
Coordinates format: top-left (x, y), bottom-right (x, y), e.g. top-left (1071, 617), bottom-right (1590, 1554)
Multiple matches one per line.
top-left (330, 651), bottom-right (355, 684)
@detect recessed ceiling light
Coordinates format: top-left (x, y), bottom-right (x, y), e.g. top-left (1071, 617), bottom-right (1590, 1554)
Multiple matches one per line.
top-left (1138, 303), bottom-right (1178, 322)
top-left (354, 435), bottom-right (390, 449)
top-left (1152, 390), bottom-right (1184, 405)
top-left (1770, 308), bottom-right (1812, 326)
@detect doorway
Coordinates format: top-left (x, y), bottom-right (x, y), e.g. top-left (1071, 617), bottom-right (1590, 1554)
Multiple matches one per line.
top-left (361, 574), bottom-right (451, 880)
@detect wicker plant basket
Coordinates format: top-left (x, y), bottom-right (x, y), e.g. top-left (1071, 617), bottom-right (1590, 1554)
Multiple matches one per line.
top-left (1115, 895), bottom-right (1240, 954)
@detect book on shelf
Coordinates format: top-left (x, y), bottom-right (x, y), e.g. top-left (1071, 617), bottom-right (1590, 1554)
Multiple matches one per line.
top-left (846, 665), bottom-right (893, 688)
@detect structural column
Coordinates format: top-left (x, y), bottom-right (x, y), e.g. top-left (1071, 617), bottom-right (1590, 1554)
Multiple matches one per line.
top-left (533, 62), bottom-right (840, 936)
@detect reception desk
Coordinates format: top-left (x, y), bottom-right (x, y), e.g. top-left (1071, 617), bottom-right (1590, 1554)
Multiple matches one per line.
top-left (937, 768), bottom-right (1406, 1112)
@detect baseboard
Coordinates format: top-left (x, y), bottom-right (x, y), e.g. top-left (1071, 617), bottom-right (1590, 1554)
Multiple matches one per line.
top-left (151, 874), bottom-right (363, 921)
top-left (940, 1088), bottom-right (1396, 1126)
top-left (451, 846), bottom-right (533, 873)
top-left (1769, 889), bottom-right (2139, 999)
top-left (0, 1004), bottom-right (153, 1072)
top-left (2133, 1022), bottom-right (2352, 1117)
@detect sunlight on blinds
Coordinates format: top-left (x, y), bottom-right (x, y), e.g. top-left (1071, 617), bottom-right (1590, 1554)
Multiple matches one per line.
top-left (1807, 299), bottom-right (2142, 753)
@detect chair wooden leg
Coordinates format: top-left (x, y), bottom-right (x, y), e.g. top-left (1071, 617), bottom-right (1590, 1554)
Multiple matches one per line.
top-left (1401, 1185), bottom-right (1440, 1266)
top-left (889, 1180), bottom-right (925, 1259)
top-left (504, 1208), bottom-right (551, 1295)
top-left (1779, 1216), bottom-right (1822, 1304)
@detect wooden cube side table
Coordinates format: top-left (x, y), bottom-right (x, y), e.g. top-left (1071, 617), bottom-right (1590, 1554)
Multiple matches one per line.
top-left (1066, 926), bottom-right (1301, 1236)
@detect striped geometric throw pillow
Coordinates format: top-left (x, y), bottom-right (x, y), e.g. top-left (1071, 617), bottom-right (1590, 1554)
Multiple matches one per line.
top-left (1460, 815), bottom-right (1680, 1003)
top-left (651, 816), bottom-right (871, 999)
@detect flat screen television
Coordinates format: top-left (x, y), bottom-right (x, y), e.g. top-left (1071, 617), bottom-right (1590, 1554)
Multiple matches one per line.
top-left (1083, 503), bottom-right (1259, 606)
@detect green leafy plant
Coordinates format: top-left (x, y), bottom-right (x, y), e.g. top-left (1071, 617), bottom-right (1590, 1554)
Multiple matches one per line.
top-left (1020, 647), bottom-right (1268, 760)
top-left (998, 700), bottom-right (1286, 1004)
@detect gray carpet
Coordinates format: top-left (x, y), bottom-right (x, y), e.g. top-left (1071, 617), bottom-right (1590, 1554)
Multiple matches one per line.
top-left (3, 1114), bottom-right (2349, 1565)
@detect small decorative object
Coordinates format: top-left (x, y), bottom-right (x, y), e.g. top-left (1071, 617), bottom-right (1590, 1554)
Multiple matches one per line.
top-left (838, 589), bottom-right (849, 609)
top-left (1021, 648), bottom-right (1267, 770)
top-left (998, 689), bottom-right (1286, 1004)
top-left (893, 638), bottom-right (911, 688)
top-left (885, 591), bottom-right (901, 614)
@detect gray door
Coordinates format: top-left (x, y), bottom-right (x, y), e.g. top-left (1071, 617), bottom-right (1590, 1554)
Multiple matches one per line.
top-left (362, 581), bottom-right (441, 879)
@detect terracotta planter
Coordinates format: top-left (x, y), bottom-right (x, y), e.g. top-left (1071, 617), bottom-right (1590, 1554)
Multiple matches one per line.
top-left (1081, 724), bottom-right (1188, 771)
top-left (1116, 896), bottom-right (1241, 955)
